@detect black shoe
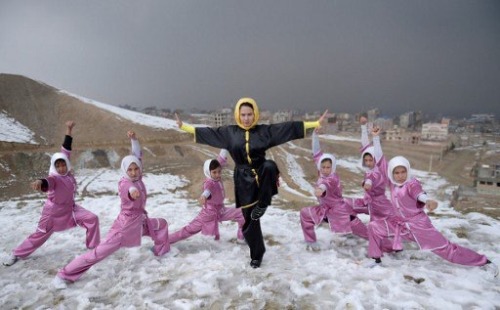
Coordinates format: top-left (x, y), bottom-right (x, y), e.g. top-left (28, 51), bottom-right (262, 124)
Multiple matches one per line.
top-left (251, 206), bottom-right (267, 220)
top-left (250, 259), bottom-right (262, 268)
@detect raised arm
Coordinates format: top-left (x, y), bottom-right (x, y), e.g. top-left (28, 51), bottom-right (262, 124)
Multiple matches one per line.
top-left (61, 121), bottom-right (75, 159)
top-left (127, 130), bottom-right (142, 160)
top-left (371, 126), bottom-right (383, 161)
top-left (312, 130), bottom-right (321, 156)
top-left (359, 116), bottom-right (369, 149)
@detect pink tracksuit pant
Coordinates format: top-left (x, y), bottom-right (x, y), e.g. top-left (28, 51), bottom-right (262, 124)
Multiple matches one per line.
top-left (57, 216), bottom-right (168, 282)
top-left (300, 204), bottom-right (368, 243)
top-left (170, 207), bottom-right (244, 243)
top-left (368, 215), bottom-right (488, 266)
top-left (14, 205), bottom-right (100, 258)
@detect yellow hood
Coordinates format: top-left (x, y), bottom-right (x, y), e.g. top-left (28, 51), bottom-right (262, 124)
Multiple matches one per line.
top-left (234, 97), bottom-right (260, 130)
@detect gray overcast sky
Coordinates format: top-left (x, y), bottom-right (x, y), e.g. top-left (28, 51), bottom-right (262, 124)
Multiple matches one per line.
top-left (1, 1), bottom-right (499, 118)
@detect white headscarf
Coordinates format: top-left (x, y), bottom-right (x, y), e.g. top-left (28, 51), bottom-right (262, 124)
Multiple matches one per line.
top-left (203, 159), bottom-right (213, 179)
top-left (121, 155), bottom-right (142, 180)
top-left (388, 156), bottom-right (411, 186)
top-left (360, 145), bottom-right (375, 168)
top-left (49, 152), bottom-right (71, 176)
top-left (317, 153), bottom-right (336, 176)
top-left (203, 158), bottom-right (221, 180)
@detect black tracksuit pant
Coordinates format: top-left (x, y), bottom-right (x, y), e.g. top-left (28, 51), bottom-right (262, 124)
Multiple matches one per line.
top-left (241, 160), bottom-right (279, 262)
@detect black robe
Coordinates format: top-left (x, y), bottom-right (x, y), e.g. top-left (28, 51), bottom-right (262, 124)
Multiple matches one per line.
top-left (195, 122), bottom-right (306, 208)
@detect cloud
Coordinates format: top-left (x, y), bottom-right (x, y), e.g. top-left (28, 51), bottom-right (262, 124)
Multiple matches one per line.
top-left (1, 1), bottom-right (499, 117)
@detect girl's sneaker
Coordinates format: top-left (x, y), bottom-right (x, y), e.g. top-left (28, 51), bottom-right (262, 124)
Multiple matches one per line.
top-left (3, 254), bottom-right (18, 266)
top-left (52, 276), bottom-right (68, 290)
top-left (481, 262), bottom-right (499, 278)
top-left (306, 242), bottom-right (321, 252)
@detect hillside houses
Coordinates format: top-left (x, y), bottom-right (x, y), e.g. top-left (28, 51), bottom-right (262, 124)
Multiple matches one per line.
top-left (475, 164), bottom-right (500, 196)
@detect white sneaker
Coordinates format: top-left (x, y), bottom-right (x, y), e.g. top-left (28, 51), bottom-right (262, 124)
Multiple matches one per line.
top-left (306, 242), bottom-right (321, 252)
top-left (3, 254), bottom-right (19, 266)
top-left (52, 276), bottom-right (68, 290)
top-left (481, 262), bottom-right (499, 278)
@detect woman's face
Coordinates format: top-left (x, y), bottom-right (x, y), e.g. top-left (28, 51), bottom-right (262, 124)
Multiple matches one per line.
top-left (239, 105), bottom-right (255, 128)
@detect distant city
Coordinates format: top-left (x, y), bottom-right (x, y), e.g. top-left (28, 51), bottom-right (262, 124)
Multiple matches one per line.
top-left (119, 104), bottom-right (499, 146)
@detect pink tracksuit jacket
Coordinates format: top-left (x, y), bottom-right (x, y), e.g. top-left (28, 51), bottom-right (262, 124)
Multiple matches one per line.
top-left (13, 145), bottom-right (100, 259)
top-left (169, 150), bottom-right (244, 243)
top-left (57, 139), bottom-right (170, 282)
top-left (300, 132), bottom-right (368, 243)
top-left (367, 156), bottom-right (488, 266)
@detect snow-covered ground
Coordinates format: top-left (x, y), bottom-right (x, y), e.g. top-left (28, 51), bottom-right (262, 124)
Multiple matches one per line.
top-left (59, 90), bottom-right (183, 130)
top-left (1, 160), bottom-right (499, 309)
top-left (0, 111), bottom-right (37, 144)
top-left (1, 92), bottom-right (499, 308)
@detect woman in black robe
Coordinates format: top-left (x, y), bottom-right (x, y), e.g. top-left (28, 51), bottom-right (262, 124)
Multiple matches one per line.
top-left (176, 97), bottom-right (326, 268)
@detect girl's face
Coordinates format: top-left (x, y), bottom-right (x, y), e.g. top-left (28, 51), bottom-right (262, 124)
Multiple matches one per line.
top-left (239, 105), bottom-right (255, 128)
top-left (320, 160), bottom-right (332, 177)
top-left (127, 163), bottom-right (141, 180)
top-left (210, 166), bottom-right (222, 181)
top-left (55, 160), bottom-right (68, 175)
top-left (363, 154), bottom-right (374, 169)
top-left (393, 166), bottom-right (408, 184)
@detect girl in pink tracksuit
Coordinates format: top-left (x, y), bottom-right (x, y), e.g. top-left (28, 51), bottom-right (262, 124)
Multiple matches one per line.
top-left (351, 118), bottom-right (395, 222)
top-left (300, 130), bottom-right (368, 251)
top-left (169, 149), bottom-right (245, 244)
top-left (3, 121), bottom-right (100, 267)
top-left (53, 131), bottom-right (170, 287)
top-left (367, 156), bottom-right (498, 276)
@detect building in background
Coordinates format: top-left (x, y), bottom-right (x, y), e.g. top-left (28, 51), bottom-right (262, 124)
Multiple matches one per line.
top-left (211, 108), bottom-right (233, 127)
top-left (385, 126), bottom-right (421, 144)
top-left (421, 123), bottom-right (449, 141)
top-left (272, 110), bottom-right (293, 123)
top-left (476, 164), bottom-right (500, 195)
top-left (399, 111), bottom-right (416, 129)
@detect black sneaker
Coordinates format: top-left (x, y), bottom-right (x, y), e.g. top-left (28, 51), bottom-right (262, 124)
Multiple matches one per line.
top-left (250, 259), bottom-right (262, 268)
